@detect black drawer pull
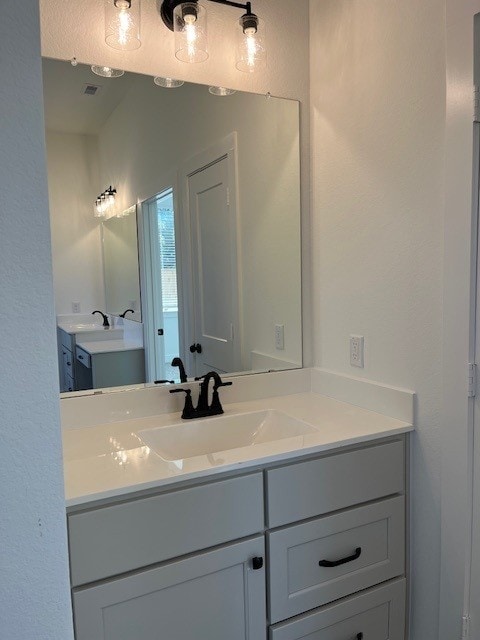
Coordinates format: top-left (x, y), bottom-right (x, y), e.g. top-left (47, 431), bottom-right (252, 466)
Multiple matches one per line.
top-left (319, 547), bottom-right (362, 568)
top-left (78, 355), bottom-right (84, 360)
top-left (356, 635), bottom-right (363, 640)
top-left (66, 361), bottom-right (71, 366)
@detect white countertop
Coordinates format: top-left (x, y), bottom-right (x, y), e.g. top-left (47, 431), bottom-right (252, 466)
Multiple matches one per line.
top-left (76, 339), bottom-right (144, 355)
top-left (62, 391), bottom-right (413, 508)
top-left (58, 321), bottom-right (113, 334)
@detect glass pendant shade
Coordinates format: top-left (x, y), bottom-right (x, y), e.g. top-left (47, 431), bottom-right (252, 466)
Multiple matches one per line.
top-left (94, 198), bottom-right (106, 218)
top-left (154, 76), bottom-right (185, 88)
top-left (208, 86), bottom-right (236, 96)
top-left (91, 65), bottom-right (125, 78)
top-left (105, 0), bottom-right (141, 51)
top-left (236, 13), bottom-right (266, 73)
top-left (106, 187), bottom-right (116, 207)
top-left (174, 3), bottom-right (208, 63)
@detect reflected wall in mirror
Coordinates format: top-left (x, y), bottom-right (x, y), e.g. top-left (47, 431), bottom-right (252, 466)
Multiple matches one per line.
top-left (103, 211), bottom-right (141, 322)
top-left (43, 58), bottom-right (302, 392)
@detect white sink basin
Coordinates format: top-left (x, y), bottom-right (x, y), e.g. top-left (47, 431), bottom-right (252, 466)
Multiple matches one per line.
top-left (138, 410), bottom-right (317, 461)
top-left (58, 322), bottom-right (106, 333)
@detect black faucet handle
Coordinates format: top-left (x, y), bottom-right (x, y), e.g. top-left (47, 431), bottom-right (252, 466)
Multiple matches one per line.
top-left (214, 380), bottom-right (233, 390)
top-left (169, 388), bottom-right (196, 419)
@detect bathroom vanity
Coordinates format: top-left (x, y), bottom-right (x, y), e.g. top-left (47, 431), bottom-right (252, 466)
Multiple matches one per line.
top-left (63, 381), bottom-right (412, 640)
top-left (57, 319), bottom-right (145, 392)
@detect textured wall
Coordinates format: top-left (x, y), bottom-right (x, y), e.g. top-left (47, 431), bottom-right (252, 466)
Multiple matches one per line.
top-left (309, 2), bottom-right (445, 639)
top-left (0, 1), bottom-right (73, 638)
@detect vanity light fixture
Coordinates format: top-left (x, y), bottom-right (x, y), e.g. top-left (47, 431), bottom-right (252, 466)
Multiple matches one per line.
top-left (160, 0), bottom-right (266, 72)
top-left (91, 65), bottom-right (125, 78)
top-left (208, 86), bottom-right (236, 96)
top-left (94, 186), bottom-right (117, 218)
top-left (105, 0), bottom-right (141, 51)
top-left (154, 76), bottom-right (185, 88)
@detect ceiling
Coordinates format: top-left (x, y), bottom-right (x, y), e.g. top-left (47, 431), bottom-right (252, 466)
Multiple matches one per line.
top-left (42, 58), bottom-right (135, 135)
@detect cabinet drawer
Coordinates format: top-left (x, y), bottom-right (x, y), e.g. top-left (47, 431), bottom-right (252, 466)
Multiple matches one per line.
top-left (268, 496), bottom-right (405, 622)
top-left (267, 439), bottom-right (404, 528)
top-left (65, 374), bottom-right (75, 393)
top-left (69, 473), bottom-right (264, 587)
top-left (269, 578), bottom-right (405, 640)
top-left (59, 328), bottom-right (74, 351)
top-left (62, 349), bottom-right (74, 376)
top-left (75, 345), bottom-right (91, 368)
top-left (73, 536), bottom-right (266, 640)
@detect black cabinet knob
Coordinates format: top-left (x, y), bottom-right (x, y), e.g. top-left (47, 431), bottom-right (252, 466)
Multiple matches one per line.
top-left (189, 343), bottom-right (202, 354)
top-left (252, 557), bottom-right (263, 570)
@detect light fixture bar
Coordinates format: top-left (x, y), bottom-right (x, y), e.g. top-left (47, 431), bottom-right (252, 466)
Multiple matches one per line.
top-left (161, 0), bottom-right (255, 32)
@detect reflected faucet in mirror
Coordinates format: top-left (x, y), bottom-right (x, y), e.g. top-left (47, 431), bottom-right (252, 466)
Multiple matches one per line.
top-left (119, 309), bottom-right (135, 318)
top-left (171, 357), bottom-right (188, 383)
top-left (92, 310), bottom-right (110, 328)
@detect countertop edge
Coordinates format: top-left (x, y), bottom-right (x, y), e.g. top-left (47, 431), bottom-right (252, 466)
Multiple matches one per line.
top-left (65, 424), bottom-right (413, 510)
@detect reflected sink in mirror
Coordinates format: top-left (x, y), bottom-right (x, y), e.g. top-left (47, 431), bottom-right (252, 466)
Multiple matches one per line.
top-left (137, 410), bottom-right (317, 461)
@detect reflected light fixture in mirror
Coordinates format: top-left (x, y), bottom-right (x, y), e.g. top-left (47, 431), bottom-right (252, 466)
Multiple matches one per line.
top-left (105, 0), bottom-right (141, 51)
top-left (154, 76), bottom-right (185, 88)
top-left (91, 65), bottom-right (125, 78)
top-left (161, 0), bottom-right (266, 72)
top-left (209, 86), bottom-right (236, 96)
top-left (94, 187), bottom-right (117, 218)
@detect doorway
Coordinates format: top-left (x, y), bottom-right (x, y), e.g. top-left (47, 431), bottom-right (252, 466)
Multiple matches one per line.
top-left (141, 188), bottom-right (180, 383)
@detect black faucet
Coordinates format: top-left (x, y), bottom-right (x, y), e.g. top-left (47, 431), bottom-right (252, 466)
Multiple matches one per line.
top-left (169, 371), bottom-right (233, 420)
top-left (171, 357), bottom-right (188, 383)
top-left (92, 310), bottom-right (110, 328)
top-left (119, 309), bottom-right (135, 318)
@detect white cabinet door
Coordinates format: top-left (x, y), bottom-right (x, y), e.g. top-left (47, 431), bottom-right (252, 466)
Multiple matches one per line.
top-left (73, 536), bottom-right (266, 640)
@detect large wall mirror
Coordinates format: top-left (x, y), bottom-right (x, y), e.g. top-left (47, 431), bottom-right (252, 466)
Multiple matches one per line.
top-left (43, 58), bottom-right (302, 392)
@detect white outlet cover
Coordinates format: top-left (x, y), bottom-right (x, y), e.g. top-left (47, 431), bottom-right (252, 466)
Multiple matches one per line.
top-left (350, 335), bottom-right (364, 368)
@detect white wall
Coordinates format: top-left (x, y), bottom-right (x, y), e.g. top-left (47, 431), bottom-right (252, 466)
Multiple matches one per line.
top-left (46, 131), bottom-right (105, 315)
top-left (309, 2), bottom-right (445, 639)
top-left (0, 1), bottom-right (73, 638)
top-left (440, 2), bottom-right (480, 638)
top-left (96, 79), bottom-right (302, 370)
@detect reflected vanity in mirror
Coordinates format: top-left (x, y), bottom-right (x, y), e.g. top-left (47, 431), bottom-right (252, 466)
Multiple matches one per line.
top-left (43, 58), bottom-right (302, 392)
